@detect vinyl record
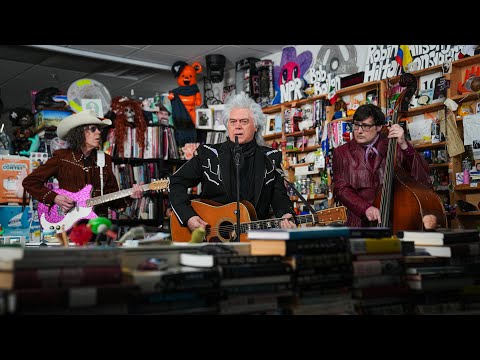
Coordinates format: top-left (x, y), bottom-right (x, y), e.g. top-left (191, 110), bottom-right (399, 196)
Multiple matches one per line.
top-left (67, 78), bottom-right (112, 116)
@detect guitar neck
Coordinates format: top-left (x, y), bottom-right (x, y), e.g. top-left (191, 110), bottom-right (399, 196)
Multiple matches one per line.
top-left (86, 183), bottom-right (149, 207)
top-left (238, 213), bottom-right (316, 234)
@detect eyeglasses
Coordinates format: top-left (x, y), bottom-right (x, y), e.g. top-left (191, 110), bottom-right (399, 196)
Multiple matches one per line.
top-left (228, 119), bottom-right (250, 126)
top-left (352, 123), bottom-right (376, 131)
top-left (84, 125), bottom-right (100, 133)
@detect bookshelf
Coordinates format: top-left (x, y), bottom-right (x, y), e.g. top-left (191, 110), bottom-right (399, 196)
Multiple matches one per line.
top-left (445, 54), bottom-right (480, 229)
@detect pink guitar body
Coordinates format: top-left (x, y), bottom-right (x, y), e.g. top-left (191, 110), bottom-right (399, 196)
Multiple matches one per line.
top-left (36, 179), bottom-right (169, 232)
top-left (38, 185), bottom-right (97, 232)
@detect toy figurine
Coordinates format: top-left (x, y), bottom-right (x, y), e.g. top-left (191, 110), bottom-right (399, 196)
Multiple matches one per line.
top-left (111, 96), bottom-right (146, 158)
top-left (9, 107), bottom-right (35, 156)
top-left (168, 61), bottom-right (202, 127)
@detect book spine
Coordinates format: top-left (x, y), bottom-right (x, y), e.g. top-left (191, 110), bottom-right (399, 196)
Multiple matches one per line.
top-left (352, 259), bottom-right (403, 277)
top-left (215, 255), bottom-right (283, 266)
top-left (450, 243), bottom-right (480, 257)
top-left (14, 266), bottom-right (122, 289)
top-left (286, 237), bottom-right (348, 255)
top-left (220, 263), bottom-right (292, 279)
top-left (288, 252), bottom-right (351, 270)
top-left (349, 238), bottom-right (401, 255)
top-left (13, 283), bottom-right (138, 311)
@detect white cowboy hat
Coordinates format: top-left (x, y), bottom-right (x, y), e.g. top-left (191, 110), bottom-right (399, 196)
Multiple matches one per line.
top-left (56, 109), bottom-right (112, 140)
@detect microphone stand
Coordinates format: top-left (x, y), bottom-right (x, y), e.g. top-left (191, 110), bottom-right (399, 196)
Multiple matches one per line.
top-left (234, 136), bottom-right (241, 242)
top-left (272, 161), bottom-right (317, 226)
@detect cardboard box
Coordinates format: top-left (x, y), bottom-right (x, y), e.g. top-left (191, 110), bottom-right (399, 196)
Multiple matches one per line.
top-left (0, 156), bottom-right (30, 204)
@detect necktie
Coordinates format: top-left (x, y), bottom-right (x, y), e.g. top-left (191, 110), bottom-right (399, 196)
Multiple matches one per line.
top-left (365, 143), bottom-right (379, 168)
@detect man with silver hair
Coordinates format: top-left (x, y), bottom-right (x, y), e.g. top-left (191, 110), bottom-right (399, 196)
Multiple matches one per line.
top-left (169, 93), bottom-right (296, 237)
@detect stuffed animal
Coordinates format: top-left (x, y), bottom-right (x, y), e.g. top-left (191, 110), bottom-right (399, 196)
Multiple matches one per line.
top-left (168, 61), bottom-right (202, 127)
top-left (9, 108), bottom-right (35, 156)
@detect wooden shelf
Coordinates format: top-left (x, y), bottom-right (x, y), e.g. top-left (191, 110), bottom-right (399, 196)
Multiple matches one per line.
top-left (290, 194), bottom-right (326, 201)
top-left (413, 141), bottom-right (447, 150)
top-left (450, 93), bottom-right (480, 103)
top-left (262, 94), bottom-right (328, 114)
top-left (388, 64), bottom-right (443, 83)
top-left (405, 102), bottom-right (445, 117)
top-left (263, 132), bottom-right (282, 140)
top-left (262, 104), bottom-right (282, 114)
top-left (452, 54), bottom-right (480, 68)
top-left (284, 129), bottom-right (317, 138)
top-left (330, 116), bottom-right (353, 123)
top-left (454, 184), bottom-right (480, 192)
top-left (456, 211), bottom-right (480, 216)
top-left (286, 145), bottom-right (320, 154)
top-left (289, 162), bottom-right (314, 169)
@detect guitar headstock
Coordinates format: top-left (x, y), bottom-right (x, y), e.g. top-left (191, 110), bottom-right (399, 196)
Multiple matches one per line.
top-left (149, 178), bottom-right (170, 191)
top-left (316, 206), bottom-right (347, 225)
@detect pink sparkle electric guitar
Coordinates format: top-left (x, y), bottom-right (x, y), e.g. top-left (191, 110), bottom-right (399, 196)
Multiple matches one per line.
top-left (37, 179), bottom-right (169, 231)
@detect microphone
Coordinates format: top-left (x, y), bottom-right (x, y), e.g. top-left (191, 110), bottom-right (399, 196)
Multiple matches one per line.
top-left (234, 135), bottom-right (241, 166)
top-left (234, 135), bottom-right (241, 242)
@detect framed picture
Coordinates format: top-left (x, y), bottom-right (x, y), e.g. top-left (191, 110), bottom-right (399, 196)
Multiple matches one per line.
top-left (265, 114), bottom-right (282, 135)
top-left (208, 104), bottom-right (226, 131)
top-left (195, 108), bottom-right (213, 130)
top-left (81, 98), bottom-right (103, 117)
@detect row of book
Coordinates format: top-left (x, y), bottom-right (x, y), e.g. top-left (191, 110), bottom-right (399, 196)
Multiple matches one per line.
top-left (2, 226), bottom-right (480, 315)
top-left (105, 125), bottom-right (180, 160)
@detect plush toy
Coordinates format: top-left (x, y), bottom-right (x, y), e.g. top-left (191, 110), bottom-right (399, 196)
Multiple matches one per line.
top-left (9, 108), bottom-right (35, 156)
top-left (168, 61), bottom-right (202, 127)
top-left (111, 96), bottom-right (146, 158)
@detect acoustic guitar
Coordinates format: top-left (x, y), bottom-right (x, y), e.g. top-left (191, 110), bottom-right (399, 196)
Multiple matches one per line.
top-left (38, 179), bottom-right (169, 232)
top-left (170, 199), bottom-right (347, 243)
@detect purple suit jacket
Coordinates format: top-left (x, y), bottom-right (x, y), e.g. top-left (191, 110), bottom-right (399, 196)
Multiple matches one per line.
top-left (332, 136), bottom-right (431, 227)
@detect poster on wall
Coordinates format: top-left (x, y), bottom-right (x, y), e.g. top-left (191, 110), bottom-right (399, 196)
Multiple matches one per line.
top-left (364, 45), bottom-right (463, 82)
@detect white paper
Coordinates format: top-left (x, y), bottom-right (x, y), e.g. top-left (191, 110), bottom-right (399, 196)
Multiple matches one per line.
top-left (463, 114), bottom-right (480, 145)
top-left (407, 119), bottom-right (432, 142)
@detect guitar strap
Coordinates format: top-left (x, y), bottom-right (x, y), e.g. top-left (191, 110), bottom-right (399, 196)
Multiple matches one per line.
top-left (97, 150), bottom-right (106, 196)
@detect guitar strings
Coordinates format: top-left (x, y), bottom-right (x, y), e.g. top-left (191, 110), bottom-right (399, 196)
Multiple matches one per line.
top-left (202, 214), bottom-right (318, 237)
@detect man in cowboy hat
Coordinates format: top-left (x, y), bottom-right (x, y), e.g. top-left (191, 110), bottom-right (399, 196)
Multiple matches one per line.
top-left (23, 109), bottom-right (143, 220)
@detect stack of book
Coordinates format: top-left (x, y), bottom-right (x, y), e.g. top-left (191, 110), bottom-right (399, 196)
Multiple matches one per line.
top-left (247, 226), bottom-right (354, 315)
top-left (0, 244), bottom-right (24, 314)
top-left (349, 231), bottom-right (410, 315)
top-left (125, 265), bottom-right (221, 315)
top-left (399, 229), bottom-right (480, 314)
top-left (179, 251), bottom-right (293, 315)
top-left (1, 247), bottom-right (135, 315)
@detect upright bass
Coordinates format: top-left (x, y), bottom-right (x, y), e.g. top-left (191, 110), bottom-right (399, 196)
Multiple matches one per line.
top-left (372, 73), bottom-right (446, 233)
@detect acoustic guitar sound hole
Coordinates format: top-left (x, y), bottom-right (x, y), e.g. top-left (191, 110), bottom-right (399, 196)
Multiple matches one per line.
top-left (218, 221), bottom-right (234, 241)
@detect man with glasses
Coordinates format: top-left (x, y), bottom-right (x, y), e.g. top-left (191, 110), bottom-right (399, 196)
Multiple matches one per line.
top-left (169, 93), bottom-right (296, 238)
top-left (23, 109), bottom-right (143, 220)
top-left (332, 104), bottom-right (431, 227)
